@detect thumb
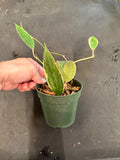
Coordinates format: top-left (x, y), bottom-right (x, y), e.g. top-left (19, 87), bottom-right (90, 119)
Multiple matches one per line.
top-left (32, 71), bottom-right (46, 84)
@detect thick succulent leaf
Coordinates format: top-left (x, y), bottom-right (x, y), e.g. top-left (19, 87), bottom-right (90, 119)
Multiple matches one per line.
top-left (43, 44), bottom-right (64, 95)
top-left (88, 36), bottom-right (98, 51)
top-left (15, 24), bottom-right (35, 50)
top-left (56, 61), bottom-right (76, 82)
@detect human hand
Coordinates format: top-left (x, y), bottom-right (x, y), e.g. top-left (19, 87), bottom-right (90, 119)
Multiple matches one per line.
top-left (0, 58), bottom-right (46, 92)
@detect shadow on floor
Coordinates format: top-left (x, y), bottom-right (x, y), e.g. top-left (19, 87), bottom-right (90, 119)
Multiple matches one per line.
top-left (27, 90), bottom-right (65, 160)
top-left (86, 147), bottom-right (120, 160)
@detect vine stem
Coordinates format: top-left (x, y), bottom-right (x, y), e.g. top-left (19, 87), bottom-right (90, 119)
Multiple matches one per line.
top-left (74, 50), bottom-right (95, 63)
top-left (18, 23), bottom-right (67, 63)
top-left (51, 52), bottom-right (67, 61)
top-left (31, 36), bottom-right (44, 48)
top-left (32, 50), bottom-right (43, 65)
top-left (31, 36), bottom-right (67, 61)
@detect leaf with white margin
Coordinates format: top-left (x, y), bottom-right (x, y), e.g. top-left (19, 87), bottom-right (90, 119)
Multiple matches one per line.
top-left (15, 24), bottom-right (35, 50)
top-left (43, 44), bottom-right (64, 95)
top-left (56, 61), bottom-right (76, 82)
top-left (88, 36), bottom-right (98, 51)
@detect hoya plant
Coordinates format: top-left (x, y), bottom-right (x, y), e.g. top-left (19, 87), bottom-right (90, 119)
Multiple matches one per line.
top-left (15, 23), bottom-right (98, 95)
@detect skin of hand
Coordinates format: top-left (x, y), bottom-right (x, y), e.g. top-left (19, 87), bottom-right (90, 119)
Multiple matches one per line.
top-left (0, 58), bottom-right (46, 92)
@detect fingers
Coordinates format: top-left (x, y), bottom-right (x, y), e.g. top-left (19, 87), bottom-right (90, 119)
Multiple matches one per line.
top-left (17, 58), bottom-right (46, 92)
top-left (38, 64), bottom-right (46, 79)
top-left (17, 81), bottom-right (36, 92)
top-left (28, 58), bottom-right (46, 84)
top-left (32, 72), bottom-right (46, 84)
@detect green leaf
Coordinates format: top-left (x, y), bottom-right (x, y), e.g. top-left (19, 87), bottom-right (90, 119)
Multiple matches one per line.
top-left (56, 61), bottom-right (76, 82)
top-left (56, 61), bottom-right (68, 70)
top-left (15, 24), bottom-right (35, 50)
top-left (43, 44), bottom-right (64, 95)
top-left (88, 36), bottom-right (98, 51)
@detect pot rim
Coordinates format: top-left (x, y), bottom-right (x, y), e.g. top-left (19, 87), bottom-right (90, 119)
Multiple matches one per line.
top-left (36, 79), bottom-right (83, 98)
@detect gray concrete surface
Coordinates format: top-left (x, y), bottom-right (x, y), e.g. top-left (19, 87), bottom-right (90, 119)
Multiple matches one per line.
top-left (0, 0), bottom-right (120, 159)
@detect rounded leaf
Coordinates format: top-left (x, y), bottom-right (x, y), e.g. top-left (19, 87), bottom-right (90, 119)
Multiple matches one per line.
top-left (56, 61), bottom-right (68, 71)
top-left (58, 61), bottom-right (76, 82)
top-left (56, 61), bottom-right (76, 82)
top-left (88, 36), bottom-right (98, 51)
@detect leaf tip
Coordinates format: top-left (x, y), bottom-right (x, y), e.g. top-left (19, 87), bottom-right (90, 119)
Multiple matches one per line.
top-left (15, 23), bottom-right (35, 50)
top-left (20, 22), bottom-right (23, 28)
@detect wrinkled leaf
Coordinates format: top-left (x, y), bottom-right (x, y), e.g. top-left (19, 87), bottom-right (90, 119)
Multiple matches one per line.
top-left (15, 24), bottom-right (35, 50)
top-left (56, 61), bottom-right (76, 82)
top-left (43, 44), bottom-right (64, 95)
top-left (88, 36), bottom-right (98, 51)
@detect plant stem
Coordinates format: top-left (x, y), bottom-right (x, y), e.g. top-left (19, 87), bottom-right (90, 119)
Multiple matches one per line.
top-left (31, 36), bottom-right (44, 48)
top-left (74, 50), bottom-right (95, 63)
top-left (51, 52), bottom-right (67, 61)
top-left (32, 50), bottom-right (43, 65)
top-left (31, 37), bottom-right (67, 61)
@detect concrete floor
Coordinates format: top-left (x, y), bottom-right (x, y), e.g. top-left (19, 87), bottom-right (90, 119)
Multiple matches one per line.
top-left (0, 0), bottom-right (120, 159)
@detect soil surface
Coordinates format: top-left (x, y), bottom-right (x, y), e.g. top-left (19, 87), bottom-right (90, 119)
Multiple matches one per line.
top-left (38, 80), bottom-right (80, 96)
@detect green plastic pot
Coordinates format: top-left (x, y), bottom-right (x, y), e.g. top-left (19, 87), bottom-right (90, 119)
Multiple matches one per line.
top-left (36, 79), bottom-right (83, 128)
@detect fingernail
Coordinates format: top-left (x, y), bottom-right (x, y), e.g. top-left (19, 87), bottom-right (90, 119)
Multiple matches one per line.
top-left (41, 78), bottom-right (46, 84)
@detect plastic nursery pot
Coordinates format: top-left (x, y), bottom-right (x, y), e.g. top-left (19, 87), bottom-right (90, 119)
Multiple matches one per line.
top-left (36, 79), bottom-right (83, 128)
